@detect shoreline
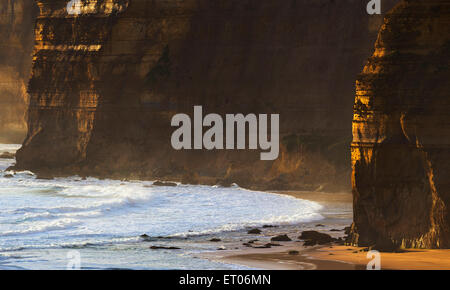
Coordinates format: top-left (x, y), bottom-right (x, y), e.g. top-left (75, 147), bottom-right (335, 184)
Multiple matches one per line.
top-left (200, 191), bottom-right (450, 270)
top-left (3, 150), bottom-right (450, 270)
top-left (198, 190), bottom-right (356, 270)
top-left (200, 244), bottom-right (361, 270)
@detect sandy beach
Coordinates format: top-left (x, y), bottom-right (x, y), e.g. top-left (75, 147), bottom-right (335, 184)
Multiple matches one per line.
top-left (201, 191), bottom-right (450, 270)
top-left (205, 243), bottom-right (450, 270)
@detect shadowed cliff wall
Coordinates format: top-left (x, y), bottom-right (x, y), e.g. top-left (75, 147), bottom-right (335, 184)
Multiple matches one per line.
top-left (0, 0), bottom-right (39, 143)
top-left (351, 0), bottom-right (450, 249)
top-left (16, 0), bottom-right (396, 191)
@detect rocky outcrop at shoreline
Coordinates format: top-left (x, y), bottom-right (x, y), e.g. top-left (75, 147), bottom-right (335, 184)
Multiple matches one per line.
top-left (14, 0), bottom-right (398, 191)
top-left (351, 0), bottom-right (450, 249)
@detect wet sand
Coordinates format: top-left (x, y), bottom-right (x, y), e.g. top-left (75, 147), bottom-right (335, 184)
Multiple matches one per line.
top-left (310, 245), bottom-right (450, 270)
top-left (274, 191), bottom-right (353, 204)
top-left (201, 191), bottom-right (450, 270)
top-left (201, 244), bottom-right (359, 270)
top-left (214, 244), bottom-right (450, 270)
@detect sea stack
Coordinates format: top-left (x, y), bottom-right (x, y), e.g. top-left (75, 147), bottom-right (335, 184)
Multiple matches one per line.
top-left (15, 0), bottom-right (397, 190)
top-left (351, 0), bottom-right (450, 249)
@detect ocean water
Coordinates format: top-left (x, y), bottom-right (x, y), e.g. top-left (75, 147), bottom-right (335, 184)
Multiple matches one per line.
top-left (0, 144), bottom-right (324, 270)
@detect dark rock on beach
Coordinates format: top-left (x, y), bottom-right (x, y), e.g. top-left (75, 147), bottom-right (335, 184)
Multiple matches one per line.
top-left (253, 244), bottom-right (272, 249)
top-left (265, 243), bottom-right (282, 247)
top-left (152, 181), bottom-right (177, 187)
top-left (262, 225), bottom-right (278, 228)
top-left (150, 246), bottom-right (181, 250)
top-left (303, 240), bottom-right (318, 247)
top-left (209, 238), bottom-right (221, 242)
top-left (141, 235), bottom-right (182, 242)
top-left (247, 228), bottom-right (262, 235)
top-left (156, 236), bottom-right (179, 240)
top-left (299, 231), bottom-right (335, 246)
top-left (140, 234), bottom-right (152, 241)
top-left (3, 173), bottom-right (14, 178)
top-left (270, 234), bottom-right (292, 242)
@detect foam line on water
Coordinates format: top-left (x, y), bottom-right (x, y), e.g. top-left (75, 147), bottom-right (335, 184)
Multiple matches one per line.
top-left (0, 144), bottom-right (325, 253)
top-left (0, 218), bottom-right (81, 237)
top-left (0, 144), bottom-right (21, 153)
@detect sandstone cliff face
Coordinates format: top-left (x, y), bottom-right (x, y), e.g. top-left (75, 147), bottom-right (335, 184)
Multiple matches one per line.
top-left (16, 0), bottom-right (396, 190)
top-left (351, 0), bottom-right (450, 249)
top-left (0, 0), bottom-right (38, 143)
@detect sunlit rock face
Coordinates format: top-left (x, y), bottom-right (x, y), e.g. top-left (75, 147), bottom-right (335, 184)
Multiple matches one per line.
top-left (17, 0), bottom-right (396, 190)
top-left (0, 0), bottom-right (38, 143)
top-left (65, 0), bottom-right (128, 15)
top-left (351, 0), bottom-right (450, 249)
top-left (21, 0), bottom-right (131, 169)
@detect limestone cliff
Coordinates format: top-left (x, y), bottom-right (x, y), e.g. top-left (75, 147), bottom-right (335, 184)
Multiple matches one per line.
top-left (16, 0), bottom-right (396, 191)
top-left (351, 0), bottom-right (450, 249)
top-left (0, 0), bottom-right (38, 143)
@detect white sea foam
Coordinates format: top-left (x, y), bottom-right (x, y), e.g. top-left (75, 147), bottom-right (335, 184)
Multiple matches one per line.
top-left (0, 144), bottom-right (325, 269)
top-left (0, 218), bottom-right (81, 237)
top-left (1, 172), bottom-right (322, 244)
top-left (0, 144), bottom-right (21, 153)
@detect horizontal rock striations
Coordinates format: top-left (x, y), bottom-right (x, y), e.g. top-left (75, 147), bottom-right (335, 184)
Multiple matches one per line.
top-left (351, 0), bottom-right (450, 249)
top-left (16, 0), bottom-right (397, 190)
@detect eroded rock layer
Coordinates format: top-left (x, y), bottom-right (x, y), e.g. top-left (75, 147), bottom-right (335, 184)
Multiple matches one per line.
top-left (16, 0), bottom-right (397, 190)
top-left (0, 0), bottom-right (38, 143)
top-left (351, 0), bottom-right (450, 249)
